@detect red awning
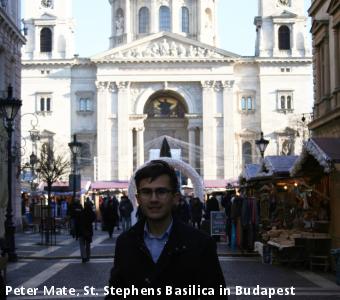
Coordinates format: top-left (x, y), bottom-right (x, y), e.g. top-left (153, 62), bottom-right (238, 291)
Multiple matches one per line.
top-left (91, 181), bottom-right (129, 190)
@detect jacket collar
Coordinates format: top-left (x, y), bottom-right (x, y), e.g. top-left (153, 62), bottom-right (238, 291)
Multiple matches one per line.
top-left (131, 218), bottom-right (188, 256)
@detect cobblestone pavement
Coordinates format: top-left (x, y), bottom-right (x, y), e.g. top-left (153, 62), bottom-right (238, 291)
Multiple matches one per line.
top-left (4, 229), bottom-right (340, 299)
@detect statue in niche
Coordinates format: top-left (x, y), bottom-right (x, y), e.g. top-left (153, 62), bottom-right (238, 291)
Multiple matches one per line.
top-left (281, 139), bottom-right (292, 155)
top-left (115, 12), bottom-right (124, 36)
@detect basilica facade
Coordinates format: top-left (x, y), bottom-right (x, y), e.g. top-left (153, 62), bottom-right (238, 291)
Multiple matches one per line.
top-left (21, 0), bottom-right (313, 182)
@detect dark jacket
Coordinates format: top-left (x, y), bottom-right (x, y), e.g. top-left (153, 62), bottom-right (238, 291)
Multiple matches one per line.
top-left (105, 220), bottom-right (227, 299)
top-left (79, 204), bottom-right (96, 242)
top-left (119, 197), bottom-right (134, 218)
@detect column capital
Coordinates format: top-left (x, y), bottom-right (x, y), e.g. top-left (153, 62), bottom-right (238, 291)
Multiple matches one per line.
top-left (108, 82), bottom-right (117, 93)
top-left (222, 80), bottom-right (235, 90)
top-left (201, 80), bottom-right (215, 90)
top-left (95, 81), bottom-right (108, 92)
top-left (117, 81), bottom-right (130, 90)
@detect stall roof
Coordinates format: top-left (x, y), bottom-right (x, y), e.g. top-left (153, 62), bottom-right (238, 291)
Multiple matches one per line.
top-left (242, 155), bottom-right (298, 182)
top-left (264, 155), bottom-right (299, 175)
top-left (242, 164), bottom-right (261, 181)
top-left (91, 181), bottom-right (129, 190)
top-left (291, 138), bottom-right (340, 176)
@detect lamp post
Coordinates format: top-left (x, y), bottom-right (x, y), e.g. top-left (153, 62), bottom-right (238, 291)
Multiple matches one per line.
top-left (0, 85), bottom-right (22, 262)
top-left (68, 134), bottom-right (82, 203)
top-left (255, 131), bottom-right (269, 159)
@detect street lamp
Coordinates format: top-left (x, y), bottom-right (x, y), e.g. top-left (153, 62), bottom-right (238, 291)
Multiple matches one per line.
top-left (68, 134), bottom-right (82, 203)
top-left (255, 131), bottom-right (269, 159)
top-left (0, 85), bottom-right (22, 262)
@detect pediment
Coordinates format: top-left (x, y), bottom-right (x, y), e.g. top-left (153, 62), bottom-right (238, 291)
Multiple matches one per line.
top-left (273, 10), bottom-right (298, 19)
top-left (92, 32), bottom-right (239, 63)
top-left (39, 13), bottom-right (57, 20)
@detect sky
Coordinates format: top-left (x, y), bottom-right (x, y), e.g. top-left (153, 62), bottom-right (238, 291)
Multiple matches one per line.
top-left (25, 0), bottom-right (312, 57)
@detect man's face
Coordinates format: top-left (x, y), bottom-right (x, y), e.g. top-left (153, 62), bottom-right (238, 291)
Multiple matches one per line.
top-left (136, 174), bottom-right (179, 222)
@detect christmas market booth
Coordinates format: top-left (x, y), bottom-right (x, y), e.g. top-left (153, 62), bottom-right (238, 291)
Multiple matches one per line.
top-left (241, 155), bottom-right (334, 268)
top-left (290, 138), bottom-right (340, 270)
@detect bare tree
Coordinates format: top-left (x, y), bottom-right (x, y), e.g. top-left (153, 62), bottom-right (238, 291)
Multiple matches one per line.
top-left (36, 144), bottom-right (69, 244)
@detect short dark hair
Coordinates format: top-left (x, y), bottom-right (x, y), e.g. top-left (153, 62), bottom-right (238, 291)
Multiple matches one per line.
top-left (134, 160), bottom-right (179, 192)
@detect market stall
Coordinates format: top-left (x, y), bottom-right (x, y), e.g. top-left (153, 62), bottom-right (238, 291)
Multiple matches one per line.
top-left (290, 138), bottom-right (340, 269)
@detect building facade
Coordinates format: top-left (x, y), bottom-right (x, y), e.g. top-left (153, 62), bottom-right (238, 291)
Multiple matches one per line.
top-left (0, 0), bottom-right (26, 229)
top-left (21, 0), bottom-right (313, 183)
top-left (307, 0), bottom-right (340, 247)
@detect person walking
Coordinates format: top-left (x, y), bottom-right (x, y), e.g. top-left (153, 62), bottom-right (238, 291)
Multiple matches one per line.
top-left (119, 195), bottom-right (134, 231)
top-left (105, 160), bottom-right (226, 299)
top-left (103, 198), bottom-right (118, 238)
top-left (190, 197), bottom-right (203, 229)
top-left (78, 201), bottom-right (96, 263)
top-left (174, 196), bottom-right (190, 224)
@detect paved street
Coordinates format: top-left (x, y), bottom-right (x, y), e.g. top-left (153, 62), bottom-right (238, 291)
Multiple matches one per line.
top-left (5, 229), bottom-right (340, 299)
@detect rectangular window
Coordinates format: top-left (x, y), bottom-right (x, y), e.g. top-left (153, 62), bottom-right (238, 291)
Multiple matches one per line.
top-left (40, 97), bottom-right (45, 111)
top-left (37, 93), bottom-right (52, 113)
top-left (277, 91), bottom-right (293, 113)
top-left (247, 97), bottom-right (252, 110)
top-left (239, 95), bottom-right (255, 113)
top-left (241, 97), bottom-right (246, 110)
top-left (79, 97), bottom-right (92, 112)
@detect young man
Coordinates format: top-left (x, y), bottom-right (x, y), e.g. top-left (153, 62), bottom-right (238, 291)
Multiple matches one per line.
top-left (105, 160), bottom-right (227, 299)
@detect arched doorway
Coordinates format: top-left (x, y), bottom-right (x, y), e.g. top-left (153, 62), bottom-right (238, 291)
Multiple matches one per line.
top-left (142, 90), bottom-right (189, 162)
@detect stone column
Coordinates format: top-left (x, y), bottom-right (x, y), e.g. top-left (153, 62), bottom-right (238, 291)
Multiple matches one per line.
top-left (171, 1), bottom-right (180, 33)
top-left (96, 81), bottom-right (111, 180)
top-left (273, 23), bottom-right (279, 56)
top-left (136, 126), bottom-right (145, 167)
top-left (126, 0), bottom-right (132, 43)
top-left (186, 114), bottom-right (202, 171)
top-left (201, 80), bottom-right (217, 180)
top-left (151, 1), bottom-right (157, 33)
top-left (188, 126), bottom-right (196, 168)
top-left (222, 80), bottom-right (235, 179)
top-left (116, 81), bottom-right (132, 180)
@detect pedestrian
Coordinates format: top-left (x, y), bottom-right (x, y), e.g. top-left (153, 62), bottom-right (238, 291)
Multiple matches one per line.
top-left (205, 195), bottom-right (220, 219)
top-left (105, 160), bottom-right (226, 299)
top-left (68, 200), bottom-right (83, 238)
top-left (78, 200), bottom-right (96, 263)
top-left (103, 198), bottom-right (118, 238)
top-left (112, 195), bottom-right (120, 231)
top-left (191, 197), bottom-right (203, 229)
top-left (119, 195), bottom-right (134, 231)
top-left (174, 196), bottom-right (190, 224)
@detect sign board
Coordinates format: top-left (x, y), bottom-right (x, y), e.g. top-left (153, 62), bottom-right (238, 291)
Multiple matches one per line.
top-left (210, 211), bottom-right (226, 235)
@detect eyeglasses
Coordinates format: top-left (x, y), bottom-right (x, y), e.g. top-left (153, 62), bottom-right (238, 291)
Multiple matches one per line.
top-left (137, 187), bottom-right (173, 200)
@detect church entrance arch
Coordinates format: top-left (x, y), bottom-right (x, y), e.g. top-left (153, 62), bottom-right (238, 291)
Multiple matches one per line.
top-left (142, 90), bottom-right (189, 162)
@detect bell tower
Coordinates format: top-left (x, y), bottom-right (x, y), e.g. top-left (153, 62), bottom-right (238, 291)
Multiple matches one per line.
top-left (109, 0), bottom-right (218, 48)
top-left (22, 0), bottom-right (75, 60)
top-left (254, 0), bottom-right (310, 57)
